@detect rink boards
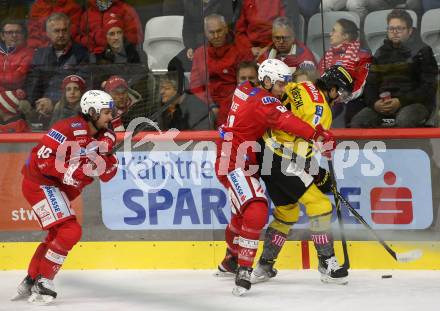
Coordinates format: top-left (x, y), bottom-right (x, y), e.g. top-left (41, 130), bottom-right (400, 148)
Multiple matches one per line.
top-left (1, 241), bottom-right (440, 270)
top-left (1, 130), bottom-right (440, 270)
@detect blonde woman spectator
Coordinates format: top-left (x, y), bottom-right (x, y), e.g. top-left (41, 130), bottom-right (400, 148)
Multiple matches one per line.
top-left (50, 75), bottom-right (86, 125)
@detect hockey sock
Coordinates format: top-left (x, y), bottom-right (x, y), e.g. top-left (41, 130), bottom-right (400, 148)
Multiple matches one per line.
top-left (28, 242), bottom-right (49, 280)
top-left (238, 200), bottom-right (268, 267)
top-left (27, 228), bottom-right (58, 279)
top-left (309, 212), bottom-right (335, 257)
top-left (260, 220), bottom-right (290, 261)
top-left (38, 219), bottom-right (82, 280)
top-left (225, 214), bottom-right (242, 257)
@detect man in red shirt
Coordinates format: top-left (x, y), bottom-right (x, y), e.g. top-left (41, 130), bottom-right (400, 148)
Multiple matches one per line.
top-left (190, 13), bottom-right (253, 127)
top-left (13, 90), bottom-right (118, 304)
top-left (258, 16), bottom-right (316, 73)
top-left (215, 58), bottom-right (335, 296)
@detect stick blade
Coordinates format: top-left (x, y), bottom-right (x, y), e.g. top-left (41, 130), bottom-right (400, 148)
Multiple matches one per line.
top-left (396, 249), bottom-right (423, 262)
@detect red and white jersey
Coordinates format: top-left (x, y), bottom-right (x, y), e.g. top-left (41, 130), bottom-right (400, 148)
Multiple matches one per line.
top-left (216, 81), bottom-right (315, 178)
top-left (22, 115), bottom-right (116, 199)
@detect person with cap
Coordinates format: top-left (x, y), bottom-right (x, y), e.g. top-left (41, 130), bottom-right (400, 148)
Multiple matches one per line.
top-left (102, 75), bottom-right (142, 131)
top-left (0, 89), bottom-right (31, 132)
top-left (79, 0), bottom-right (143, 55)
top-left (90, 18), bottom-right (147, 65)
top-left (50, 75), bottom-right (87, 125)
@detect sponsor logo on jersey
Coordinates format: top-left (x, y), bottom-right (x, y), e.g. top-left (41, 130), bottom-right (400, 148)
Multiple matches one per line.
top-left (73, 129), bottom-right (88, 136)
top-left (234, 88), bottom-right (249, 101)
top-left (43, 186), bottom-right (62, 215)
top-left (70, 122), bottom-right (82, 128)
top-left (47, 129), bottom-right (66, 144)
top-left (262, 96), bottom-right (279, 105)
top-left (304, 82), bottom-right (324, 103)
top-left (315, 105), bottom-right (323, 116)
top-left (249, 88), bottom-right (260, 96)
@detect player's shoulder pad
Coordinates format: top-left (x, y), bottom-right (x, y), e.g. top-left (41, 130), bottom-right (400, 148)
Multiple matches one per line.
top-left (249, 87), bottom-right (261, 97)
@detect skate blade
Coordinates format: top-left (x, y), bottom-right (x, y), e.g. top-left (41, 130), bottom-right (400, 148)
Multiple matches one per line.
top-left (213, 270), bottom-right (235, 277)
top-left (28, 293), bottom-right (55, 305)
top-left (11, 293), bottom-right (30, 301)
top-left (320, 275), bottom-right (348, 285)
top-left (232, 286), bottom-right (249, 296)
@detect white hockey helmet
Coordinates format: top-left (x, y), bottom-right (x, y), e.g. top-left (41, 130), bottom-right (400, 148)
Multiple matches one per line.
top-left (258, 59), bottom-right (292, 85)
top-left (80, 90), bottom-right (114, 116)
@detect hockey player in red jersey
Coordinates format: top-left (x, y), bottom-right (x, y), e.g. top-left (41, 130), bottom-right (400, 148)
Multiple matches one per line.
top-left (214, 59), bottom-right (335, 296)
top-left (13, 90), bottom-right (119, 304)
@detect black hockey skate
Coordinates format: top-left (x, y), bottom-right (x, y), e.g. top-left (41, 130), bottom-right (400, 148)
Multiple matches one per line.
top-left (250, 258), bottom-right (278, 284)
top-left (232, 266), bottom-right (252, 296)
top-left (318, 255), bottom-right (348, 285)
top-left (28, 275), bottom-right (57, 304)
top-left (214, 249), bottom-right (238, 277)
top-left (11, 275), bottom-right (35, 301)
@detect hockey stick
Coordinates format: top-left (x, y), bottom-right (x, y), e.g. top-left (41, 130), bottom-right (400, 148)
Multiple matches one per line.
top-left (327, 157), bottom-right (350, 270)
top-left (332, 189), bottom-right (422, 262)
top-left (327, 157), bottom-right (422, 263)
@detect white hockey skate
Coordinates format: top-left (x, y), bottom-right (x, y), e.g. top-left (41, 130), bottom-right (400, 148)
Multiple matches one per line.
top-left (28, 276), bottom-right (57, 305)
top-left (318, 255), bottom-right (348, 285)
top-left (232, 267), bottom-right (252, 296)
top-left (250, 258), bottom-right (278, 284)
top-left (11, 275), bottom-right (34, 301)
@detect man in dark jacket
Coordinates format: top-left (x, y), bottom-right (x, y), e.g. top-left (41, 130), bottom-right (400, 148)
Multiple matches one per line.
top-left (351, 9), bottom-right (437, 128)
top-left (25, 12), bottom-right (89, 119)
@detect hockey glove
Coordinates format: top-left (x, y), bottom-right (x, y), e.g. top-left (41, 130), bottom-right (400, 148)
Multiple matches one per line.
top-left (99, 154), bottom-right (118, 182)
top-left (312, 124), bottom-right (335, 159)
top-left (314, 167), bottom-right (332, 193)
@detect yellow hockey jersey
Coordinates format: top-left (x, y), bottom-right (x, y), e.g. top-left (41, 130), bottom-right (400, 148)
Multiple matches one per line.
top-left (263, 81), bottom-right (332, 159)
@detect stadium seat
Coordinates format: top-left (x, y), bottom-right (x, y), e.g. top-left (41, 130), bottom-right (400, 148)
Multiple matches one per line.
top-left (143, 15), bottom-right (185, 71)
top-left (364, 9), bottom-right (418, 55)
top-left (307, 11), bottom-right (360, 59)
top-left (421, 8), bottom-right (440, 66)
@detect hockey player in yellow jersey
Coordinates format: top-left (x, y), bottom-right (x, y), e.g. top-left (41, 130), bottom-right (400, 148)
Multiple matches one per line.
top-left (252, 65), bottom-right (353, 285)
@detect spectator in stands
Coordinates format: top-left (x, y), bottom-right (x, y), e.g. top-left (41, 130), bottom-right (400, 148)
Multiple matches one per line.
top-left (319, 18), bottom-right (372, 127)
top-left (0, 1), bottom-right (33, 24)
top-left (0, 20), bottom-right (34, 92)
top-left (0, 89), bottom-right (31, 133)
top-left (236, 60), bottom-right (258, 84)
top-left (190, 14), bottom-right (253, 127)
top-left (160, 73), bottom-right (209, 130)
top-left (297, 0), bottom-right (320, 20)
top-left (91, 18), bottom-right (147, 65)
top-left (49, 74), bottom-right (86, 125)
top-left (102, 75), bottom-right (142, 131)
top-left (27, 0), bottom-right (82, 49)
top-left (257, 17), bottom-right (316, 73)
top-left (235, 0), bottom-right (301, 57)
top-left (323, 1), bottom-right (422, 21)
top-left (172, 0), bottom-right (235, 72)
top-left (25, 13), bottom-right (89, 121)
top-left (422, 0), bottom-right (440, 12)
top-left (80, 0), bottom-right (143, 55)
top-left (351, 9), bottom-right (437, 128)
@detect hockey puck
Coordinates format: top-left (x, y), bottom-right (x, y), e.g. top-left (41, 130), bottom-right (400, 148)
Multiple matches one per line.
top-left (381, 275), bottom-right (392, 279)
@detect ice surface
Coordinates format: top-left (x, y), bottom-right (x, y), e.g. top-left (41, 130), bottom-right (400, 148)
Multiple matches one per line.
top-left (1, 270), bottom-right (439, 311)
